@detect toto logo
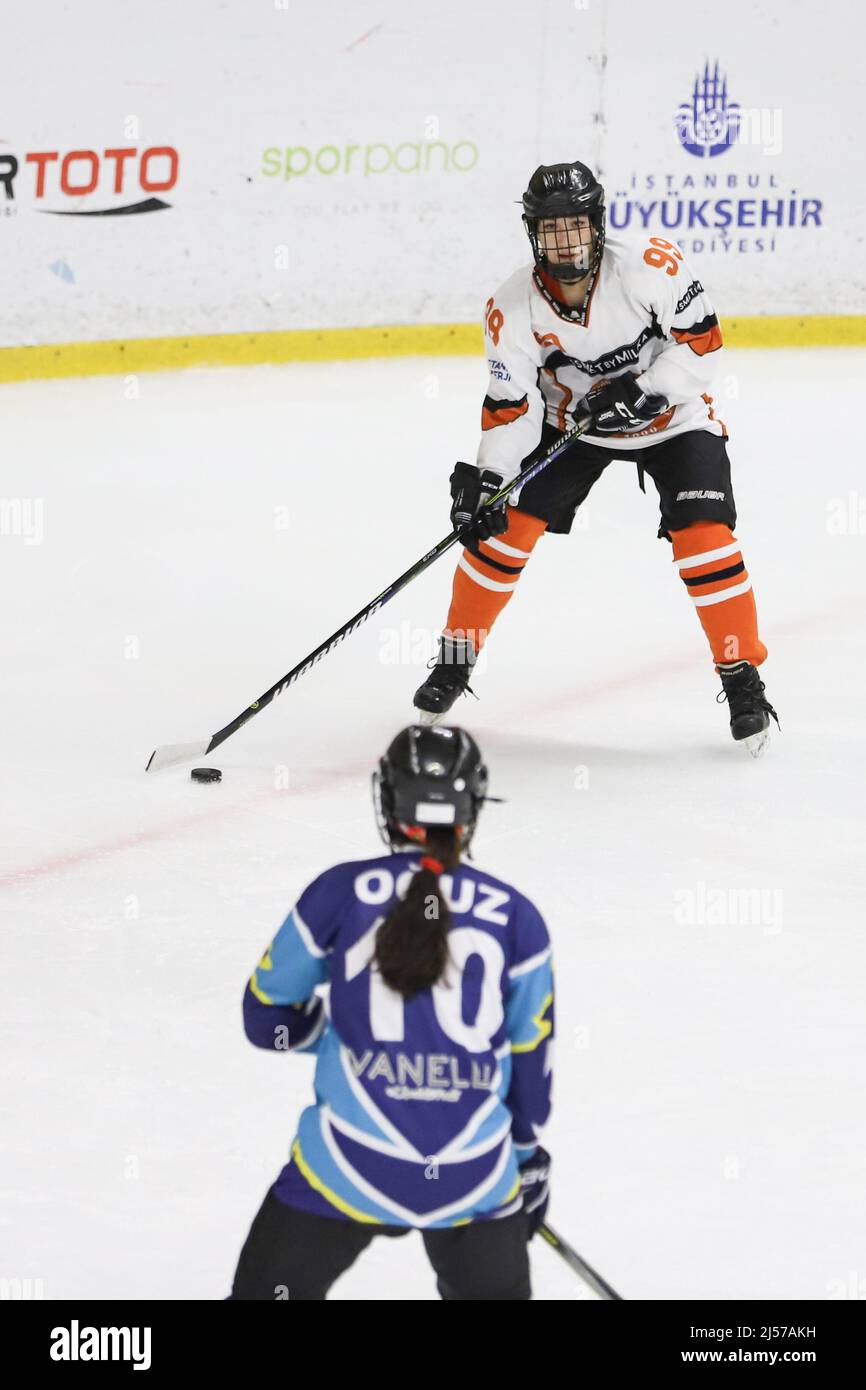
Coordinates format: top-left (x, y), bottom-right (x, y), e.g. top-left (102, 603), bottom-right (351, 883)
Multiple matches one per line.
top-left (0, 145), bottom-right (180, 214)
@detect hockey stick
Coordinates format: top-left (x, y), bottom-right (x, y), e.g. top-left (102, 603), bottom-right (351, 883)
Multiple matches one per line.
top-left (146, 415), bottom-right (593, 771)
top-left (539, 1222), bottom-right (623, 1300)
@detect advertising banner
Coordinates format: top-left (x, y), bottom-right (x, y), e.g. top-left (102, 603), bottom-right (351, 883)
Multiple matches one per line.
top-left (1, 0), bottom-right (861, 350)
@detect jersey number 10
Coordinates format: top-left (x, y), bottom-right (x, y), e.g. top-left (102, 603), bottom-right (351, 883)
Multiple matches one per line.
top-left (345, 920), bottom-right (506, 1053)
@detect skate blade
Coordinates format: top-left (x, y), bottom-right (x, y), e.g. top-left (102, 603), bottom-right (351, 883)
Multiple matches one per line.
top-left (414, 709), bottom-right (444, 728)
top-left (741, 726), bottom-right (771, 759)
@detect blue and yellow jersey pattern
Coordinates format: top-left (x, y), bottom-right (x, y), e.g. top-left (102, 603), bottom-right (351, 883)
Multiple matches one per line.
top-left (243, 850), bottom-right (554, 1228)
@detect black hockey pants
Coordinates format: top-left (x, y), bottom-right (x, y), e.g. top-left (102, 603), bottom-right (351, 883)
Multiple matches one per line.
top-left (230, 1185), bottom-right (531, 1301)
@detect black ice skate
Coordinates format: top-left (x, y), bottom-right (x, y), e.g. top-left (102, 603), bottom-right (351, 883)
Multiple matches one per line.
top-left (716, 660), bottom-right (780, 758)
top-left (413, 636), bottom-right (477, 726)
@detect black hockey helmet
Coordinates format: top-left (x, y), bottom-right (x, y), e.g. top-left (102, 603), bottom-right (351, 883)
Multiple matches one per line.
top-left (373, 725), bottom-right (489, 851)
top-left (521, 161), bottom-right (605, 283)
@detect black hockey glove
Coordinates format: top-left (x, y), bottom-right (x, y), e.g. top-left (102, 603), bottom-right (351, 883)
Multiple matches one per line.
top-left (518, 1145), bottom-right (551, 1239)
top-left (449, 461), bottom-right (508, 551)
top-left (579, 372), bottom-right (669, 435)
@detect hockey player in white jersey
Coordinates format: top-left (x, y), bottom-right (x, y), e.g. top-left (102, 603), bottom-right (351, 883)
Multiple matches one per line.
top-left (413, 161), bottom-right (778, 754)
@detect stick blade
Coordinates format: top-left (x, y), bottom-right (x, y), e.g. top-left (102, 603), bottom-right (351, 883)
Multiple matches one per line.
top-left (146, 739), bottom-right (212, 773)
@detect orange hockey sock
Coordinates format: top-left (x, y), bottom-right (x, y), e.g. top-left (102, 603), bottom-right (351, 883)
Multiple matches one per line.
top-left (670, 521), bottom-right (768, 667)
top-left (445, 509), bottom-right (547, 652)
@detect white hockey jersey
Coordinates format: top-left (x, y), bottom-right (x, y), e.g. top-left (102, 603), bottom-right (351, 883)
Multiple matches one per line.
top-left (477, 234), bottom-right (727, 483)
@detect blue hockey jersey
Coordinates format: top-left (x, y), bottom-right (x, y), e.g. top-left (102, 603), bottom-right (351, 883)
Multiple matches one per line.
top-left (243, 850), bottom-right (554, 1229)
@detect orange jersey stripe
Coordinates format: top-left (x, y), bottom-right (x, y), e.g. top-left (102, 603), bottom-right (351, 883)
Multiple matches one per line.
top-left (542, 366), bottom-right (573, 432)
top-left (702, 392), bottom-right (728, 438)
top-left (533, 329), bottom-right (565, 351)
top-left (672, 323), bottom-right (724, 356)
top-left (481, 396), bottom-right (529, 431)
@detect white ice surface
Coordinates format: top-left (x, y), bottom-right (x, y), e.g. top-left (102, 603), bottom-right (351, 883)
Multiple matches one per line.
top-left (2, 349), bottom-right (865, 1301)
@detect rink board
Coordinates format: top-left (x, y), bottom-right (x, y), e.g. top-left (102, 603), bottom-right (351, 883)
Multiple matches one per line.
top-left (1, 315), bottom-right (865, 384)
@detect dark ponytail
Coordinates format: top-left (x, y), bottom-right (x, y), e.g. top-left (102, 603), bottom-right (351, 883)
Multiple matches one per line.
top-left (374, 829), bottom-right (460, 999)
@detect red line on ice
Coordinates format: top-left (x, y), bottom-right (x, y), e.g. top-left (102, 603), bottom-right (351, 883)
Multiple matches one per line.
top-left (0, 606), bottom-right (835, 888)
top-left (345, 22), bottom-right (384, 52)
top-left (0, 759), bottom-right (371, 888)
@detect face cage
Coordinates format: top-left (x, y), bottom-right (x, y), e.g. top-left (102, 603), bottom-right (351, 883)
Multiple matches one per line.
top-left (371, 768), bottom-right (478, 854)
top-left (524, 209), bottom-right (606, 283)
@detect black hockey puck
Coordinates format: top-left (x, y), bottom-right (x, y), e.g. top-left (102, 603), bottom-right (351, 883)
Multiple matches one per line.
top-left (191, 767), bottom-right (222, 783)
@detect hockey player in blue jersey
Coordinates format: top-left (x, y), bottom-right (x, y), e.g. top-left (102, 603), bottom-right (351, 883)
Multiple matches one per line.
top-left (230, 724), bottom-right (554, 1301)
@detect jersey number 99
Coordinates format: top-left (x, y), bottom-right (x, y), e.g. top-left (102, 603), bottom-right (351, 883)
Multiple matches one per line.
top-left (643, 236), bottom-right (684, 276)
